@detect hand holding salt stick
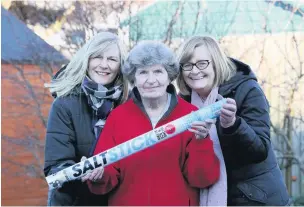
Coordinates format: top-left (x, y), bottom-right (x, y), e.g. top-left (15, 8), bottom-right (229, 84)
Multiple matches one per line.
top-left (46, 98), bottom-right (226, 190)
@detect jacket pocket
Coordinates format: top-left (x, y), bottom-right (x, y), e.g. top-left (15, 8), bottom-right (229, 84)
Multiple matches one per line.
top-left (236, 168), bottom-right (290, 205)
top-left (237, 182), bottom-right (267, 204)
top-left (48, 189), bottom-right (76, 206)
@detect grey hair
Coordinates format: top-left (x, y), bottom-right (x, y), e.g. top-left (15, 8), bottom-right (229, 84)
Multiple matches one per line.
top-left (45, 31), bottom-right (128, 101)
top-left (122, 41), bottom-right (179, 85)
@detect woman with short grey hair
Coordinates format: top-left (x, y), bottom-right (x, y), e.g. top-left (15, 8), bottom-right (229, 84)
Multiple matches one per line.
top-left (86, 41), bottom-right (220, 206)
top-left (122, 41), bottom-right (179, 85)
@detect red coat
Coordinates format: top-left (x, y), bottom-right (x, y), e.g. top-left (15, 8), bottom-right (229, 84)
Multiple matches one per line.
top-left (88, 92), bottom-right (220, 206)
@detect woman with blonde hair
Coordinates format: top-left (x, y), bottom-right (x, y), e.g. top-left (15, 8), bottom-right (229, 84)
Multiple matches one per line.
top-left (177, 36), bottom-right (290, 206)
top-left (44, 31), bottom-right (129, 206)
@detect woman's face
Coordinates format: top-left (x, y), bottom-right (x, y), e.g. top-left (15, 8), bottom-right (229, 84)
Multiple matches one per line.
top-left (134, 64), bottom-right (170, 100)
top-left (182, 45), bottom-right (215, 97)
top-left (88, 44), bottom-right (120, 85)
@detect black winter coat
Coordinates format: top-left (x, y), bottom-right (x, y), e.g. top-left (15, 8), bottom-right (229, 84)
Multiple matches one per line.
top-left (44, 65), bottom-right (113, 205)
top-left (180, 59), bottom-right (290, 206)
top-left (44, 92), bottom-right (109, 206)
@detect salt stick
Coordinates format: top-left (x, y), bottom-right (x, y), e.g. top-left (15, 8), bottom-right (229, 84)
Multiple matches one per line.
top-left (46, 99), bottom-right (226, 190)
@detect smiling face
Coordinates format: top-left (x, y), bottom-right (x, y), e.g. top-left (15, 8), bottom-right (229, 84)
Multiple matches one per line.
top-left (88, 44), bottom-right (120, 85)
top-left (134, 64), bottom-right (170, 100)
top-left (182, 44), bottom-right (215, 97)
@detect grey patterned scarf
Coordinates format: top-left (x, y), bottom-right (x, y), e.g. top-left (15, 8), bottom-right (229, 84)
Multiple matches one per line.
top-left (81, 75), bottom-right (122, 137)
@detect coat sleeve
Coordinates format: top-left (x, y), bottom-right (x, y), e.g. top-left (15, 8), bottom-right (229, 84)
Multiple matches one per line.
top-left (220, 81), bottom-right (271, 164)
top-left (44, 98), bottom-right (78, 205)
top-left (87, 111), bottom-right (120, 195)
top-left (182, 132), bottom-right (220, 188)
top-left (44, 98), bottom-right (77, 175)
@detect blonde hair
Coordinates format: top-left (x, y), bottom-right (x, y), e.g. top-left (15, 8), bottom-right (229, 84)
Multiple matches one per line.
top-left (177, 36), bottom-right (236, 95)
top-left (45, 32), bottom-right (129, 102)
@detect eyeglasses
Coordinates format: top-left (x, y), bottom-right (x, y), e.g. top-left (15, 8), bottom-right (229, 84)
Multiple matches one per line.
top-left (180, 60), bottom-right (212, 71)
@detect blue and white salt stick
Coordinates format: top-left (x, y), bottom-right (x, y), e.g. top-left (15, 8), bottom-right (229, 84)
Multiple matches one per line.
top-left (46, 99), bottom-right (226, 190)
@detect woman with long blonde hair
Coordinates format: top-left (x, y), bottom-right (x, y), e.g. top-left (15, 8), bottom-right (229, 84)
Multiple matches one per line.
top-left (44, 32), bottom-right (129, 206)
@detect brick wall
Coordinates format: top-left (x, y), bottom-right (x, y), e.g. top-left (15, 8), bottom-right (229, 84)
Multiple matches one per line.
top-left (2, 64), bottom-right (54, 205)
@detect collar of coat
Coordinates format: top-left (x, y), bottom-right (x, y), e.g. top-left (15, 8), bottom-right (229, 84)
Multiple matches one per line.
top-left (131, 84), bottom-right (178, 123)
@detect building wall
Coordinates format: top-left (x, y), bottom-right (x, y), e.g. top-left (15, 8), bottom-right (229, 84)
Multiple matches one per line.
top-left (1, 63), bottom-right (54, 205)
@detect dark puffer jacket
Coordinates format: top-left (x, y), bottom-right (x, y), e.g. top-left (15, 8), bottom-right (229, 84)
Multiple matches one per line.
top-left (180, 59), bottom-right (290, 206)
top-left (44, 67), bottom-right (114, 206)
top-left (44, 93), bottom-right (109, 206)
